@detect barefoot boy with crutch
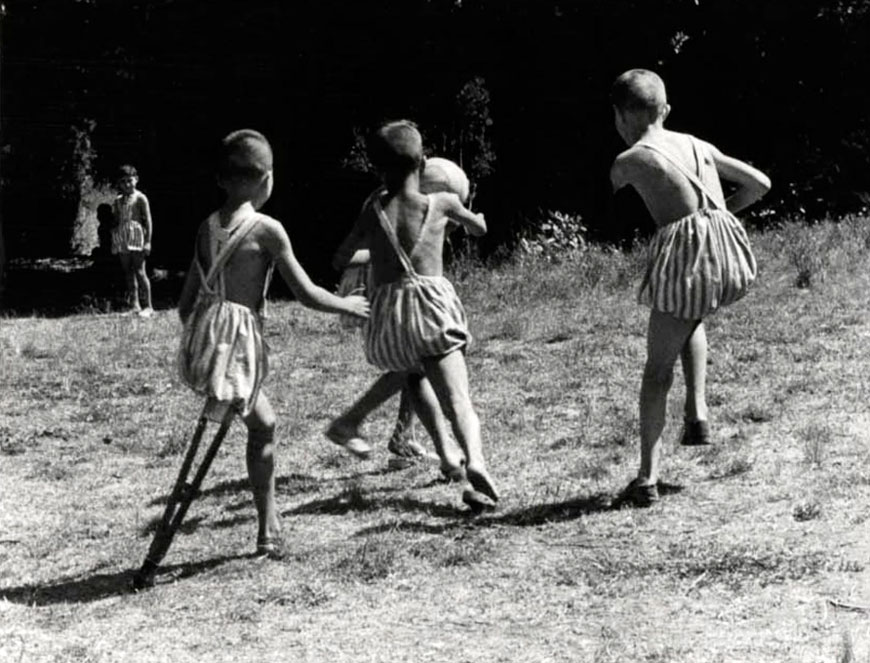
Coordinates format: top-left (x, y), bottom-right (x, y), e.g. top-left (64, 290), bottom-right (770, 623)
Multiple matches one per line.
top-left (132, 130), bottom-right (368, 589)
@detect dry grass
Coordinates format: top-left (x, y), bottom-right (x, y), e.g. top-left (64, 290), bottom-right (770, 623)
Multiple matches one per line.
top-left (2, 218), bottom-right (870, 662)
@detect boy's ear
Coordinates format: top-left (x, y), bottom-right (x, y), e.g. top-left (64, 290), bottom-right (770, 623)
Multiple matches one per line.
top-left (660, 103), bottom-right (671, 122)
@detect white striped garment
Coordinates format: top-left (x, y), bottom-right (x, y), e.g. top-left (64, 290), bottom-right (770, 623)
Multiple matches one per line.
top-left (111, 192), bottom-right (148, 253)
top-left (177, 213), bottom-right (270, 417)
top-left (364, 274), bottom-right (471, 373)
top-left (638, 207), bottom-right (757, 320)
top-left (178, 297), bottom-right (268, 416)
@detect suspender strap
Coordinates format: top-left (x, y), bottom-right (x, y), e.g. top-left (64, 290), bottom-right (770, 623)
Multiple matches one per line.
top-left (372, 197), bottom-right (422, 277)
top-left (204, 214), bottom-right (259, 287)
top-left (635, 139), bottom-right (725, 211)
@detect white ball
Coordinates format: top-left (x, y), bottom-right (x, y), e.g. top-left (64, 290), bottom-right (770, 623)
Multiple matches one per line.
top-left (421, 157), bottom-right (470, 203)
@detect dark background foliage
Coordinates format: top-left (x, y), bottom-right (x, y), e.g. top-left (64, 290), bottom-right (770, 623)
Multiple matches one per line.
top-left (2, 0), bottom-right (869, 287)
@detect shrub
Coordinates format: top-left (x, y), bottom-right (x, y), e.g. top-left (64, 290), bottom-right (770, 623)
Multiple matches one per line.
top-left (517, 209), bottom-right (587, 262)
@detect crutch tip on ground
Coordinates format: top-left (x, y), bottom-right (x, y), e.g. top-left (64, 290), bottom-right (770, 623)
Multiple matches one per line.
top-left (129, 399), bottom-right (236, 591)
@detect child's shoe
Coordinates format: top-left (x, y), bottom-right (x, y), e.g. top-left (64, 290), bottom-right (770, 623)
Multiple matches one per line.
top-left (138, 307), bottom-right (154, 319)
top-left (440, 462), bottom-right (466, 483)
top-left (256, 535), bottom-right (290, 561)
top-left (466, 465), bottom-right (499, 503)
top-left (325, 423), bottom-right (372, 459)
top-left (680, 419), bottom-right (711, 446)
top-left (613, 478), bottom-right (659, 508)
top-left (387, 435), bottom-right (438, 470)
top-left (462, 488), bottom-right (497, 515)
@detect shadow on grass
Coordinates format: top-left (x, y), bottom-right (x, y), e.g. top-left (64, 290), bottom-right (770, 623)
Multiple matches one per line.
top-left (353, 482), bottom-right (685, 536)
top-left (0, 554), bottom-right (245, 606)
top-left (282, 484), bottom-right (413, 517)
top-left (148, 470), bottom-right (400, 507)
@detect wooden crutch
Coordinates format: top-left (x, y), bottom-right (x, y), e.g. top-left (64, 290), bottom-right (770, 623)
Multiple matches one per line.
top-left (132, 400), bottom-right (236, 590)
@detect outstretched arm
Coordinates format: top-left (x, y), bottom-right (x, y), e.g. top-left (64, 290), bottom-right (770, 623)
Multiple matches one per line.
top-left (442, 193), bottom-right (487, 236)
top-left (709, 145), bottom-right (771, 214)
top-left (265, 220), bottom-right (369, 318)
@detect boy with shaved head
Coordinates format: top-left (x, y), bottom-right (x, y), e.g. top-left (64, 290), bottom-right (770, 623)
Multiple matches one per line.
top-left (177, 129), bottom-right (369, 556)
top-left (609, 70), bottom-right (771, 507)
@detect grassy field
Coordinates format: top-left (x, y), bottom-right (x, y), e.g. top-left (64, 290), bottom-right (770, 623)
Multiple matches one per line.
top-left (1, 218), bottom-right (869, 662)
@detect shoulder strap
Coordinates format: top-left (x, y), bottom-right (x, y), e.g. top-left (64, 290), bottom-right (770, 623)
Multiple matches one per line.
top-left (372, 196), bottom-right (418, 276)
top-left (203, 213), bottom-right (260, 288)
top-left (635, 139), bottom-right (725, 211)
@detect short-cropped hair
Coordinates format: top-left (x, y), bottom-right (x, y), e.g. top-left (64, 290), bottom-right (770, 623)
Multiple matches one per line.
top-left (118, 164), bottom-right (138, 179)
top-left (611, 69), bottom-right (668, 116)
top-left (367, 120), bottom-right (423, 174)
top-left (218, 129), bottom-right (273, 181)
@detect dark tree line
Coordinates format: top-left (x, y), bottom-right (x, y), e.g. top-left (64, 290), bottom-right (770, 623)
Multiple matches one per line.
top-left (2, 0), bottom-right (869, 287)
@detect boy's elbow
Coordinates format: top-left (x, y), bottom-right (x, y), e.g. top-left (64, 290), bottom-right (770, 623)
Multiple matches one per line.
top-left (751, 175), bottom-right (771, 201)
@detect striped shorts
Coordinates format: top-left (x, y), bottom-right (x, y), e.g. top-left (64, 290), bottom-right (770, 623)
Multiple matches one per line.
top-left (112, 221), bottom-right (146, 254)
top-left (177, 296), bottom-right (268, 417)
top-left (638, 208), bottom-right (757, 320)
top-left (364, 275), bottom-right (471, 373)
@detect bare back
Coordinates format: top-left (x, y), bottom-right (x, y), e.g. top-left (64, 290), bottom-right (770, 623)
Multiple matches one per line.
top-left (612, 130), bottom-right (726, 227)
top-left (365, 190), bottom-right (456, 284)
top-left (195, 213), bottom-right (275, 310)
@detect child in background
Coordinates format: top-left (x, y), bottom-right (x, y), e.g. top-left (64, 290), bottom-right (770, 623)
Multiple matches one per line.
top-left (177, 129), bottom-right (369, 557)
top-left (329, 120), bottom-right (498, 510)
top-left (609, 69), bottom-right (770, 506)
top-left (112, 164), bottom-right (154, 317)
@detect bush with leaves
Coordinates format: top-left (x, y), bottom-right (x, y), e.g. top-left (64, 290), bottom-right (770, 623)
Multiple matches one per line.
top-left (518, 210), bottom-right (588, 262)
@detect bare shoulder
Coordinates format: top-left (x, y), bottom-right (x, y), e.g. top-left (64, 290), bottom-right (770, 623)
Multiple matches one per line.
top-left (611, 145), bottom-right (662, 189)
top-left (253, 213), bottom-right (288, 237)
top-left (429, 191), bottom-right (463, 214)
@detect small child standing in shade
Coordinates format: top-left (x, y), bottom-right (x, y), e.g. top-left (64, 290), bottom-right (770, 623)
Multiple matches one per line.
top-left (609, 69), bottom-right (770, 507)
top-left (112, 164), bottom-right (154, 316)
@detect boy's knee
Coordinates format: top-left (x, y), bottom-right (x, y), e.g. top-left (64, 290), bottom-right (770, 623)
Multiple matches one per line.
top-left (247, 415), bottom-right (276, 448)
top-left (643, 363), bottom-right (674, 388)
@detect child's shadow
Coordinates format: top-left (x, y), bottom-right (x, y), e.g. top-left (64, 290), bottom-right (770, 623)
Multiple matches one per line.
top-left (0, 554), bottom-right (245, 606)
top-left (148, 472), bottom-right (329, 507)
top-left (353, 482), bottom-right (685, 537)
top-left (282, 484), bottom-right (432, 517)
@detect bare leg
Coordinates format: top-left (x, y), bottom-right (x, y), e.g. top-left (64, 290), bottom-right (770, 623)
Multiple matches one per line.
top-left (331, 372), bottom-right (406, 432)
top-left (132, 252), bottom-right (153, 312)
top-left (404, 373), bottom-right (465, 474)
top-left (638, 311), bottom-right (700, 484)
top-left (243, 391), bottom-right (281, 547)
top-left (389, 386), bottom-right (417, 446)
top-left (423, 351), bottom-right (497, 501)
top-left (119, 253), bottom-right (139, 311)
top-left (680, 321), bottom-right (708, 422)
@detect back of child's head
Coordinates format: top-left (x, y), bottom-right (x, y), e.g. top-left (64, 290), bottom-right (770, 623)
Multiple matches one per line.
top-left (611, 69), bottom-right (668, 120)
top-left (368, 120), bottom-right (423, 176)
top-left (420, 157), bottom-right (470, 203)
top-left (218, 129), bottom-right (273, 184)
top-left (118, 164), bottom-right (138, 180)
